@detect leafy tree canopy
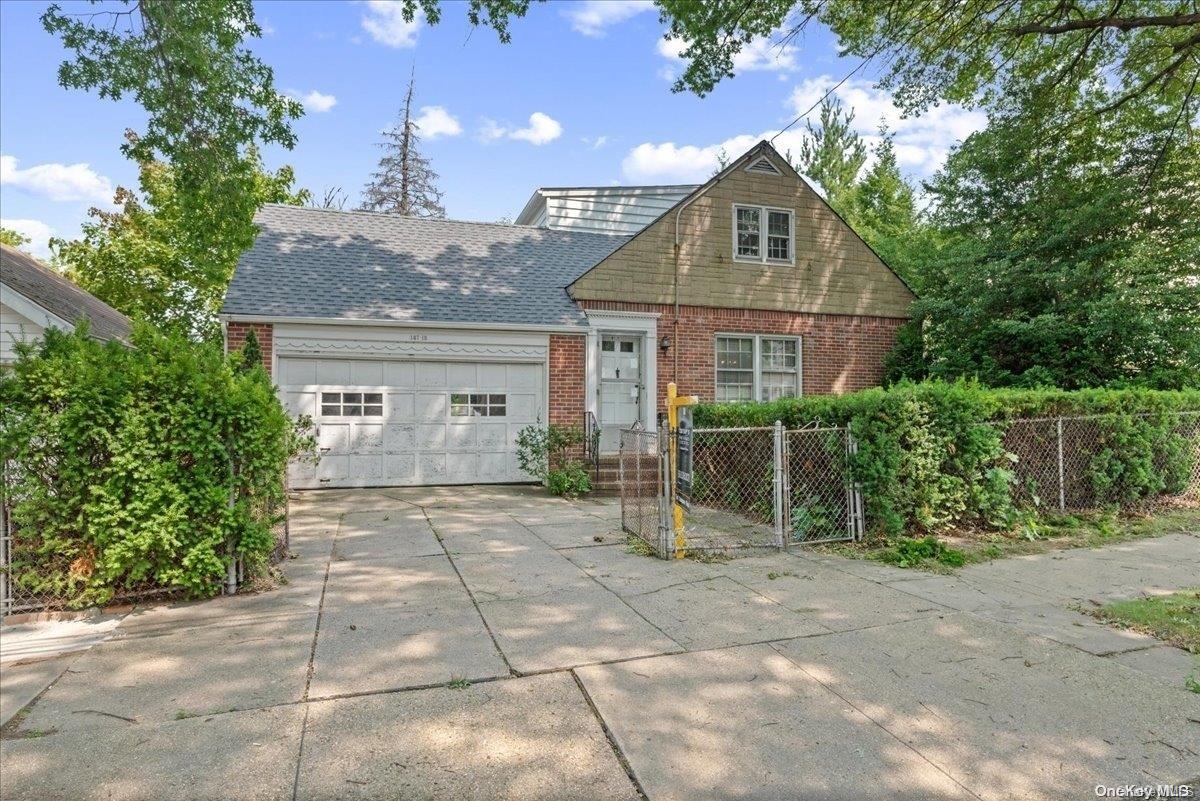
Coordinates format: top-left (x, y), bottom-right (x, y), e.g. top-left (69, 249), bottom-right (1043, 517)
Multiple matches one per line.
top-left (43, 0), bottom-right (302, 211)
top-left (889, 85), bottom-right (1200, 389)
top-left (53, 137), bottom-right (308, 341)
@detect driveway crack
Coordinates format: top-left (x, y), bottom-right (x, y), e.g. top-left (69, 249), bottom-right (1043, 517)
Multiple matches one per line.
top-left (421, 506), bottom-right (518, 677)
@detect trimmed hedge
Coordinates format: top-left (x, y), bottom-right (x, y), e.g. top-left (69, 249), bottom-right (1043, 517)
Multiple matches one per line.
top-left (0, 323), bottom-right (302, 607)
top-left (694, 382), bottom-right (1200, 538)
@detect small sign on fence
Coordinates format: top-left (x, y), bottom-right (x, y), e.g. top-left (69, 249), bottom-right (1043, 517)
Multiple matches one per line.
top-left (675, 406), bottom-right (693, 511)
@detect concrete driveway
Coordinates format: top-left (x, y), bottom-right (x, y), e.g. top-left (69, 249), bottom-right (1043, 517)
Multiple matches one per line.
top-left (1, 486), bottom-right (1197, 800)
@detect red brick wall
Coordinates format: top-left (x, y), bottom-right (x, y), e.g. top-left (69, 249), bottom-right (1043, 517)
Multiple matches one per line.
top-left (579, 301), bottom-right (904, 411)
top-left (226, 322), bottom-right (274, 376)
top-left (548, 334), bottom-right (586, 426)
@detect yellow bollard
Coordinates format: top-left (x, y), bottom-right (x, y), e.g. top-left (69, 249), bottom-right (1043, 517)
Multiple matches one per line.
top-left (665, 382), bottom-right (698, 560)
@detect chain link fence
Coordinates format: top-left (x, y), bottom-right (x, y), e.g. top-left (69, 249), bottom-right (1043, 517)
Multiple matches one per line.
top-left (785, 426), bottom-right (864, 545)
top-left (1001, 411), bottom-right (1200, 512)
top-left (686, 427), bottom-right (782, 553)
top-left (619, 426), bottom-right (667, 557)
top-left (1, 474), bottom-right (293, 618)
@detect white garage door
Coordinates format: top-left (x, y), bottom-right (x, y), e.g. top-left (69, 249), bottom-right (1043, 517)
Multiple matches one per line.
top-left (279, 357), bottom-right (543, 488)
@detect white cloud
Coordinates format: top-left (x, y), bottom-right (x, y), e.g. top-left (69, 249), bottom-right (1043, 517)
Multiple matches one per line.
top-left (478, 118), bottom-right (507, 142)
top-left (511, 112), bottom-right (562, 145)
top-left (0, 155), bottom-right (113, 203)
top-left (657, 34), bottom-right (796, 78)
top-left (414, 105), bottom-right (461, 138)
top-left (0, 218), bottom-right (55, 260)
top-left (621, 76), bottom-right (986, 184)
top-left (480, 112), bottom-right (563, 146)
top-left (787, 76), bottom-right (986, 174)
top-left (564, 0), bottom-right (653, 37)
top-left (583, 135), bottom-right (608, 149)
top-left (291, 90), bottom-right (337, 113)
top-left (361, 0), bottom-right (421, 48)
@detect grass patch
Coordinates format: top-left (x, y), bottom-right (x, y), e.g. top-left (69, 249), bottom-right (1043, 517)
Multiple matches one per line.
top-left (447, 676), bottom-right (471, 690)
top-left (817, 505), bottom-right (1200, 573)
top-left (624, 535), bottom-right (658, 558)
top-left (1086, 589), bottom-right (1199, 654)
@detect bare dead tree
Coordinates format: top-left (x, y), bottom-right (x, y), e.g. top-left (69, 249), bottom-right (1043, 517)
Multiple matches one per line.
top-left (359, 70), bottom-right (445, 218)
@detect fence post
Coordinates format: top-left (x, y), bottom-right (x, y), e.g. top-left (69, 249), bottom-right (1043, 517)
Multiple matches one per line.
top-left (1056, 417), bottom-right (1066, 512)
top-left (658, 424), bottom-right (672, 560)
top-left (773, 420), bottom-right (785, 550)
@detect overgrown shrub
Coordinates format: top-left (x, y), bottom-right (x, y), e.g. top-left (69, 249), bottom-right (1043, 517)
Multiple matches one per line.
top-left (0, 322), bottom-right (304, 607)
top-left (515, 424), bottom-right (591, 497)
top-left (694, 381), bottom-right (1200, 539)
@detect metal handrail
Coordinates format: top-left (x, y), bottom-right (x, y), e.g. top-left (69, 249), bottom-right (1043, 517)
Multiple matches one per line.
top-left (583, 410), bottom-right (601, 471)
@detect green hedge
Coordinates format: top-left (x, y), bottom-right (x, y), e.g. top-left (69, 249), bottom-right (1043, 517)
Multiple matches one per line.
top-left (0, 323), bottom-right (301, 607)
top-left (694, 382), bottom-right (1200, 538)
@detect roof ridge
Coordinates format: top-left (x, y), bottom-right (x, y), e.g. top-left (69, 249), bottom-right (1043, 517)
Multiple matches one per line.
top-left (259, 203), bottom-right (632, 239)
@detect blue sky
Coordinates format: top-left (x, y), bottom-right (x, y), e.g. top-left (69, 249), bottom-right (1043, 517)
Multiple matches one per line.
top-left (1, 0), bottom-right (984, 259)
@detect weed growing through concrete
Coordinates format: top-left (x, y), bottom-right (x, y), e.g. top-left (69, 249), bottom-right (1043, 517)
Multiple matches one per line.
top-left (448, 676), bottom-right (471, 690)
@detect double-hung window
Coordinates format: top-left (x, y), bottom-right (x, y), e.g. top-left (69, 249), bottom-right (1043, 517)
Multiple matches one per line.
top-left (733, 204), bottom-right (793, 263)
top-left (714, 335), bottom-right (802, 402)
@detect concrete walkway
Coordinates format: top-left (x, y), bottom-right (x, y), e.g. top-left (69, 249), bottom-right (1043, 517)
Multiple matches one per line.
top-left (1, 486), bottom-right (1197, 800)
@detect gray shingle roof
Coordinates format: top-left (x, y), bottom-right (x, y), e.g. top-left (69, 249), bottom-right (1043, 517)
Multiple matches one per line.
top-left (222, 205), bottom-right (631, 328)
top-left (1, 244), bottom-right (132, 342)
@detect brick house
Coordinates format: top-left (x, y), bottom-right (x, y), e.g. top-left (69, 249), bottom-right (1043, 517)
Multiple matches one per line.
top-left (221, 141), bottom-right (914, 488)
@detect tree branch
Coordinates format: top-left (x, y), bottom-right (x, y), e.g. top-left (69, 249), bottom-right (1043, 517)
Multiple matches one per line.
top-left (1010, 12), bottom-right (1200, 35)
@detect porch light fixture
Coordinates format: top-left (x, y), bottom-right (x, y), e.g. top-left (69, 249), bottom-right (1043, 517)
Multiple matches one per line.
top-left (659, 335), bottom-right (671, 352)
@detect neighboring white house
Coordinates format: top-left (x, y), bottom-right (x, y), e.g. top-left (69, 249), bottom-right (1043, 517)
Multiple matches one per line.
top-left (0, 244), bottom-right (131, 364)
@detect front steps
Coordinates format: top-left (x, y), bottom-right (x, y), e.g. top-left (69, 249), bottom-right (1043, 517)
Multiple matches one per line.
top-left (590, 454), bottom-right (659, 496)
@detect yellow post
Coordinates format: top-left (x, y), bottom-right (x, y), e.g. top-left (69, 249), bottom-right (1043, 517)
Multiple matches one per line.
top-left (665, 382), bottom-right (698, 560)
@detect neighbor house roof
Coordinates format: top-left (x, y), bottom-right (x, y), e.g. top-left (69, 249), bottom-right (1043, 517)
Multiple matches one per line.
top-left (0, 244), bottom-right (132, 342)
top-left (222, 204), bottom-right (631, 329)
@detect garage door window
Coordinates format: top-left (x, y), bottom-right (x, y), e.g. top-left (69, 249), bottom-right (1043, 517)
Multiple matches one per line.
top-left (450, 393), bottom-right (507, 417)
top-left (321, 391), bottom-right (383, 417)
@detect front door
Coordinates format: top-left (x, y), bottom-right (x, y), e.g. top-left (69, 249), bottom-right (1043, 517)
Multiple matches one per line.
top-left (599, 334), bottom-right (642, 452)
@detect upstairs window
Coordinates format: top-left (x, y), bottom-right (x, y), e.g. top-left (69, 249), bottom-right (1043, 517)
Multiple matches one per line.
top-left (733, 204), bottom-right (793, 264)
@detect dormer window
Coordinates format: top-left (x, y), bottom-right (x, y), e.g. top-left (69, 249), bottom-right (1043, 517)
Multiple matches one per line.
top-left (733, 204), bottom-right (793, 263)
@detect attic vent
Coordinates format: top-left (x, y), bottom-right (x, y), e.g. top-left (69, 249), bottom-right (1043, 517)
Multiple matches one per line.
top-left (745, 157), bottom-right (781, 175)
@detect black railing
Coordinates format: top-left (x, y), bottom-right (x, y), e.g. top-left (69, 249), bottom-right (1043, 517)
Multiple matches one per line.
top-left (583, 410), bottom-right (601, 472)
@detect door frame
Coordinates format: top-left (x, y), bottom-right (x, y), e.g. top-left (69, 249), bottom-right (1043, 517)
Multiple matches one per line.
top-left (584, 310), bottom-right (658, 452)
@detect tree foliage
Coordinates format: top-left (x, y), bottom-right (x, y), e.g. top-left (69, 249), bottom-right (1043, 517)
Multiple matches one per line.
top-left (360, 74), bottom-right (446, 218)
top-left (889, 86), bottom-right (1200, 389)
top-left (0, 322), bottom-right (304, 607)
top-left (43, 0), bottom-right (302, 218)
top-left (1, 228), bottom-right (31, 249)
top-left (792, 98), bottom-right (866, 210)
top-left (653, 0), bottom-right (1200, 134)
top-left (53, 137), bottom-right (309, 341)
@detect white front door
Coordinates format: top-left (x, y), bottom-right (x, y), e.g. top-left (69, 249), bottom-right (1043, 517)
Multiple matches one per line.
top-left (599, 334), bottom-right (642, 452)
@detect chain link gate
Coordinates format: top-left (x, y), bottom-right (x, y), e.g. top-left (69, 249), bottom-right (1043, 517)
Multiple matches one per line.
top-left (783, 425), bottom-right (864, 545)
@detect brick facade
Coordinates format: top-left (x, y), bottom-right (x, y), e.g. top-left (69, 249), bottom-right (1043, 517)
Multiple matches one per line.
top-left (226, 322), bottom-right (274, 376)
top-left (580, 300), bottom-right (904, 411)
top-left (548, 333), bottom-right (586, 426)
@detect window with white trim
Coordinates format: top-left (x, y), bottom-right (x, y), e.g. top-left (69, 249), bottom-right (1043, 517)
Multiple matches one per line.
top-left (321, 392), bottom-right (383, 417)
top-left (714, 335), bottom-right (802, 401)
top-left (450, 393), bottom-right (507, 417)
top-left (733, 204), bottom-right (793, 263)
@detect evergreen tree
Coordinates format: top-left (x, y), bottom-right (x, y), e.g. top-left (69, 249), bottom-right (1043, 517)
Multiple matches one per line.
top-left (851, 129), bottom-right (922, 283)
top-left (238, 328), bottom-right (263, 373)
top-left (794, 97), bottom-right (866, 214)
top-left (360, 74), bottom-right (445, 217)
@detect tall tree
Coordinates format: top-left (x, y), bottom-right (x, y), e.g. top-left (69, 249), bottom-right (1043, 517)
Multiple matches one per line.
top-left (360, 75), bottom-right (446, 218)
top-left (793, 97), bottom-right (866, 214)
top-left (53, 137), bottom-right (309, 341)
top-left (43, 0), bottom-right (302, 221)
top-left (889, 86), bottom-right (1200, 389)
top-left (850, 130), bottom-right (922, 284)
top-left (43, 0), bottom-right (306, 341)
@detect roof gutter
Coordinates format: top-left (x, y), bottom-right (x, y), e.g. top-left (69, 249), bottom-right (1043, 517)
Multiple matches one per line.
top-left (217, 313), bottom-right (588, 335)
